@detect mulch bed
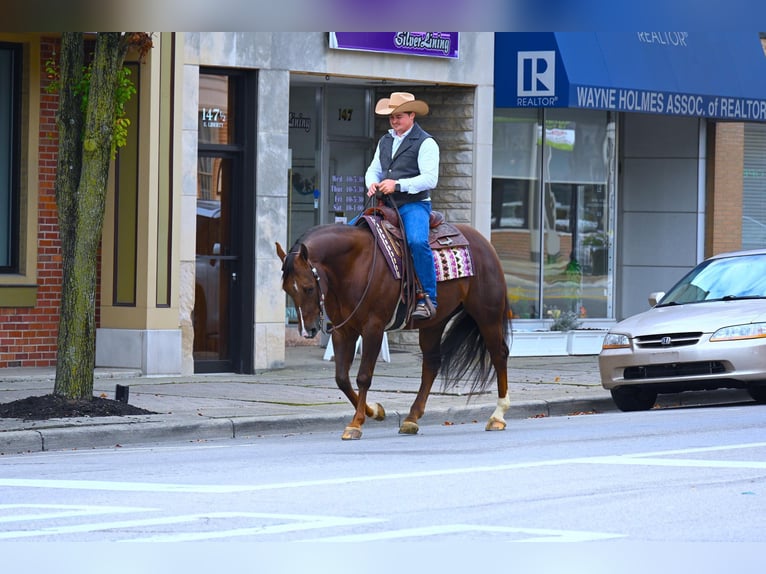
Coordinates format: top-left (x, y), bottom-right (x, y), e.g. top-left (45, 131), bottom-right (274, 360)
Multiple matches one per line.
top-left (0, 394), bottom-right (155, 420)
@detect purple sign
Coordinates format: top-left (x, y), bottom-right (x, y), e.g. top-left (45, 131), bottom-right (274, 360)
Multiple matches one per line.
top-left (330, 32), bottom-right (459, 59)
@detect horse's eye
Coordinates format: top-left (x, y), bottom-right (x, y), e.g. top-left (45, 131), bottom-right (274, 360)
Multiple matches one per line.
top-left (304, 287), bottom-right (314, 296)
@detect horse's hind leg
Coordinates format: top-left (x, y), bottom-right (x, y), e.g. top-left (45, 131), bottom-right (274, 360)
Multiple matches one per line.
top-left (400, 327), bottom-right (442, 435)
top-left (480, 321), bottom-right (510, 431)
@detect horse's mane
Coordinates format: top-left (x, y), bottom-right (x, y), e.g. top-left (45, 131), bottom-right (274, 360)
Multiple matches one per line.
top-left (282, 224), bottom-right (366, 275)
top-left (281, 250), bottom-right (297, 275)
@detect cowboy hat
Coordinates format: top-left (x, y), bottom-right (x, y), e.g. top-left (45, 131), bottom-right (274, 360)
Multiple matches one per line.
top-left (374, 92), bottom-right (429, 116)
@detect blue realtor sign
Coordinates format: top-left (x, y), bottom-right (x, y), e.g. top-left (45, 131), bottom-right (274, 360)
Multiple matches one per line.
top-left (495, 32), bottom-right (766, 121)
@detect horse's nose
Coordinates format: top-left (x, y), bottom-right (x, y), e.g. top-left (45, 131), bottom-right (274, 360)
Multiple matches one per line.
top-left (304, 327), bottom-right (318, 339)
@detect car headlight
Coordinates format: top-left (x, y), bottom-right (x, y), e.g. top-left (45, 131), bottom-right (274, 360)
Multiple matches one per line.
top-left (602, 333), bottom-right (630, 349)
top-left (710, 323), bottom-right (766, 342)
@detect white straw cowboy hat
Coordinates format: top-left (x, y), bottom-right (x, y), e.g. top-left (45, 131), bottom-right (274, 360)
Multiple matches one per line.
top-left (374, 91), bottom-right (429, 116)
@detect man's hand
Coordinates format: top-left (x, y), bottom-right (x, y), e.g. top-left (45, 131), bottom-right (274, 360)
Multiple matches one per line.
top-left (367, 179), bottom-right (397, 197)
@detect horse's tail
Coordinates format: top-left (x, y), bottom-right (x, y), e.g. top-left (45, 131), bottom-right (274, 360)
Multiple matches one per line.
top-left (440, 298), bottom-right (511, 397)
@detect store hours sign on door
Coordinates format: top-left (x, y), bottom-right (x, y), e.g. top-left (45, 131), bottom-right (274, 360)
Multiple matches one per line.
top-left (332, 175), bottom-right (366, 214)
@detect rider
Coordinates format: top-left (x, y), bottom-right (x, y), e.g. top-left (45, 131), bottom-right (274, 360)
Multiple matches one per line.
top-left (365, 92), bottom-right (440, 320)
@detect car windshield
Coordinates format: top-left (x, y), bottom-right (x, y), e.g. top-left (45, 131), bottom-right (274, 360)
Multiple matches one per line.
top-left (659, 253), bottom-right (766, 305)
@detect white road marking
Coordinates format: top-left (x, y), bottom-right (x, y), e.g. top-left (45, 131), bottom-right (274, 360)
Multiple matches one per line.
top-left (0, 461), bottom-right (564, 493)
top-left (0, 510), bottom-right (383, 541)
top-left (0, 504), bottom-right (156, 523)
top-left (613, 441), bottom-right (766, 457)
top-left (2, 442), bottom-right (762, 542)
top-left (126, 513), bottom-right (384, 543)
top-left (1, 441), bottom-right (765, 494)
top-left (0, 504), bottom-right (619, 542)
top-left (0, 478), bottom-right (251, 493)
top-left (309, 524), bottom-right (624, 543)
top-left (570, 441), bottom-right (766, 469)
top-left (579, 456), bottom-right (766, 469)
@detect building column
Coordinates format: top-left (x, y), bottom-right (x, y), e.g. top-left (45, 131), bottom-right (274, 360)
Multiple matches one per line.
top-left (253, 69), bottom-right (290, 370)
top-left (96, 33), bottom-right (184, 375)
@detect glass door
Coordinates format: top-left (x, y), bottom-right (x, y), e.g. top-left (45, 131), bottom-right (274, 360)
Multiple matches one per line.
top-left (194, 155), bottom-right (240, 371)
top-left (194, 69), bottom-right (254, 373)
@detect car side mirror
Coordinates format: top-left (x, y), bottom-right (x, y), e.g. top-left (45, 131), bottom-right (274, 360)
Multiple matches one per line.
top-left (648, 291), bottom-right (665, 307)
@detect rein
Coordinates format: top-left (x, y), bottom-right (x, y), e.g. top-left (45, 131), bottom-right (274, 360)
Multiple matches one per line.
top-left (376, 192), bottom-right (419, 320)
top-left (296, 226), bottom-right (379, 335)
top-left (293, 192), bottom-right (412, 337)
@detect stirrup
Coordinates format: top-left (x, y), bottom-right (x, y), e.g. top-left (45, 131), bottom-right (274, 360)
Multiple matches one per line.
top-left (412, 294), bottom-right (436, 320)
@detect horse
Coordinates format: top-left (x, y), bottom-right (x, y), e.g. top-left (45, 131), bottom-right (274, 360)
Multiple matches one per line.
top-left (276, 213), bottom-right (511, 440)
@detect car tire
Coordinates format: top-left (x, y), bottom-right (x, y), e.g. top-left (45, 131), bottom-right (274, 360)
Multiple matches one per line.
top-left (747, 384), bottom-right (766, 404)
top-left (610, 386), bottom-right (658, 412)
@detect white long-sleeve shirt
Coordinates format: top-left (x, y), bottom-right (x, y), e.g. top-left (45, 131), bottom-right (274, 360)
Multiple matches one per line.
top-left (365, 126), bottom-right (440, 196)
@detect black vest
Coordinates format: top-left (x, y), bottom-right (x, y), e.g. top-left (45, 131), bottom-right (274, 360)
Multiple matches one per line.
top-left (378, 123), bottom-right (433, 205)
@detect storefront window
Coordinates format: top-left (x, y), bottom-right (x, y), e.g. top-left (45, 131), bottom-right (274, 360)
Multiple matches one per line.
top-left (0, 44), bottom-right (19, 272)
top-left (198, 74), bottom-right (235, 145)
top-left (743, 123), bottom-right (766, 250)
top-left (491, 108), bottom-right (615, 321)
top-left (491, 108), bottom-right (541, 319)
top-left (288, 86), bottom-right (321, 248)
top-left (325, 87), bottom-right (370, 224)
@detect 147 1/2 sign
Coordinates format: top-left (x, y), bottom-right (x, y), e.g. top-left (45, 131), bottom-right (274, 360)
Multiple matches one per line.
top-left (200, 107), bottom-right (226, 128)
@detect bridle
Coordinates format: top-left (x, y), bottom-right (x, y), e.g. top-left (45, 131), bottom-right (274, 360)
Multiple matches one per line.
top-left (291, 237), bottom-right (379, 335)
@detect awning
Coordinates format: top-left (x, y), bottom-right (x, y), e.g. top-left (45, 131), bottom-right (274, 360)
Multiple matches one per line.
top-left (495, 32), bottom-right (766, 121)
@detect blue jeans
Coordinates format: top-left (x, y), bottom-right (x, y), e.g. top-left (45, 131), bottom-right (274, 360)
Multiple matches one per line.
top-left (398, 201), bottom-right (437, 307)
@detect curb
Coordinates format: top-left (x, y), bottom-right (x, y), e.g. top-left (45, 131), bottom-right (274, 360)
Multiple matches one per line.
top-left (1, 397), bottom-right (616, 455)
top-left (0, 390), bottom-right (754, 455)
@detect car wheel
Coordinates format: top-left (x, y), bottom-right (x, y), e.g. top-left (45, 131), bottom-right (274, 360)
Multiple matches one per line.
top-left (747, 384), bottom-right (766, 404)
top-left (610, 386), bottom-right (658, 412)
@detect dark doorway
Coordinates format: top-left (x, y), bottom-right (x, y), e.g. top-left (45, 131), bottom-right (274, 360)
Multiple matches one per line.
top-left (193, 70), bottom-right (255, 373)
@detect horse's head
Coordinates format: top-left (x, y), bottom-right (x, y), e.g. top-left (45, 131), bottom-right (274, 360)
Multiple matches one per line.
top-left (276, 241), bottom-right (323, 339)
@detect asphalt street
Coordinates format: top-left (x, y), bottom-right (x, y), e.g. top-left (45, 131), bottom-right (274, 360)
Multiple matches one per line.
top-left (0, 343), bottom-right (753, 455)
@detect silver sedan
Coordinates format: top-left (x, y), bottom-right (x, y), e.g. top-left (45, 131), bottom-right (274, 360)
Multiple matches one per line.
top-left (599, 249), bottom-right (766, 411)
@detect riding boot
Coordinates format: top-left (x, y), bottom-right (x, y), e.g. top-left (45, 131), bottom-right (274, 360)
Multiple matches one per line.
top-left (412, 293), bottom-right (436, 320)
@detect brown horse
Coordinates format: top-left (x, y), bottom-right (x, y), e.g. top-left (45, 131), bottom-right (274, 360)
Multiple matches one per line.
top-left (276, 218), bottom-right (511, 440)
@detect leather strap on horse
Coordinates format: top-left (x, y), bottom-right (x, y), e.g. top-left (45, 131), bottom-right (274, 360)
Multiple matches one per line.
top-left (313, 227), bottom-right (380, 335)
top-left (376, 191), bottom-right (420, 320)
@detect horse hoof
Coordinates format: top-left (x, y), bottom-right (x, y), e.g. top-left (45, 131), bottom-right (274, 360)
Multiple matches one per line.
top-left (341, 426), bottom-right (363, 440)
top-left (372, 403), bottom-right (386, 421)
top-left (485, 417), bottom-right (507, 431)
top-left (399, 420), bottom-right (419, 435)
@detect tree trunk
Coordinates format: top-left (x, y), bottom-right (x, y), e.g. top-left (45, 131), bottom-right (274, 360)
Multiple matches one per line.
top-left (54, 33), bottom-right (129, 399)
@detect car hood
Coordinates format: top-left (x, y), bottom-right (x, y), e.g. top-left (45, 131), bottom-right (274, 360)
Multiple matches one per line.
top-left (611, 299), bottom-right (766, 337)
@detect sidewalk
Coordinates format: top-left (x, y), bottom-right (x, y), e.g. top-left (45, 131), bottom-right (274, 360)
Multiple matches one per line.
top-left (0, 344), bottom-right (751, 455)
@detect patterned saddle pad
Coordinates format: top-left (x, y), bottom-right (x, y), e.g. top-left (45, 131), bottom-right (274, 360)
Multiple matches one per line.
top-left (360, 214), bottom-right (475, 282)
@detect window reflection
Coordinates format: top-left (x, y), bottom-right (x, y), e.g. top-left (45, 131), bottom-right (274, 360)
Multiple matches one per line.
top-left (491, 108), bottom-right (615, 320)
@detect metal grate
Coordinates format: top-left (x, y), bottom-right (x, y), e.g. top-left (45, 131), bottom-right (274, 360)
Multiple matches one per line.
top-left (624, 361), bottom-right (726, 380)
top-left (635, 332), bottom-right (702, 349)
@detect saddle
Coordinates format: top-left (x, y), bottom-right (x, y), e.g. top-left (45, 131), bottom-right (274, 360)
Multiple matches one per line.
top-left (361, 204), bottom-right (469, 249)
top-left (357, 202), bottom-right (475, 330)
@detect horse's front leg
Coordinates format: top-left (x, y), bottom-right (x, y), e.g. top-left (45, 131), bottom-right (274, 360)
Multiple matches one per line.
top-left (331, 334), bottom-right (362, 435)
top-left (400, 328), bottom-right (442, 435)
top-left (334, 333), bottom-right (386, 441)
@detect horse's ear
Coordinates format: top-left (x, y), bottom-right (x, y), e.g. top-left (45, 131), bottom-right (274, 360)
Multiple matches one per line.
top-left (299, 243), bottom-right (309, 261)
top-left (275, 242), bottom-right (286, 262)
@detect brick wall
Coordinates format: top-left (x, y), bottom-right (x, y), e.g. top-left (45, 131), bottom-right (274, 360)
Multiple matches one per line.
top-left (705, 122), bottom-right (744, 258)
top-left (0, 37), bottom-right (102, 369)
top-left (0, 38), bottom-right (61, 368)
top-left (373, 86), bottom-right (475, 224)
